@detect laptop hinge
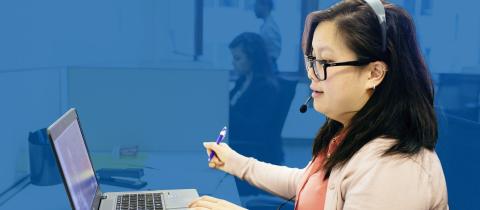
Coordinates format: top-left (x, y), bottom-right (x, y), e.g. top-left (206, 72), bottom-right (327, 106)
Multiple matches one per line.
top-left (92, 189), bottom-right (104, 210)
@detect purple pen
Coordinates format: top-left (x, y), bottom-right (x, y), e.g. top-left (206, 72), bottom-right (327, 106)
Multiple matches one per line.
top-left (208, 126), bottom-right (227, 161)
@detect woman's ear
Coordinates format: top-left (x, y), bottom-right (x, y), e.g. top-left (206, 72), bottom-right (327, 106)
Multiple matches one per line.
top-left (366, 61), bottom-right (387, 90)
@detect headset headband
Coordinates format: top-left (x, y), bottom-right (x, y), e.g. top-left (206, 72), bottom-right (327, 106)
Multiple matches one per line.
top-left (364, 0), bottom-right (387, 52)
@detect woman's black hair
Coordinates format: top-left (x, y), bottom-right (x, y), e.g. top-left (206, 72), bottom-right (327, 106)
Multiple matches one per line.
top-left (229, 32), bottom-right (277, 85)
top-left (302, 0), bottom-right (437, 178)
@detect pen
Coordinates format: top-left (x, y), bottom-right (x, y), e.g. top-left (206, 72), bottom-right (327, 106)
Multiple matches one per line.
top-left (208, 126), bottom-right (227, 161)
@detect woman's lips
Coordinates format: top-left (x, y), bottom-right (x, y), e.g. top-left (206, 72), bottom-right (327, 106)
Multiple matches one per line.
top-left (311, 90), bottom-right (324, 97)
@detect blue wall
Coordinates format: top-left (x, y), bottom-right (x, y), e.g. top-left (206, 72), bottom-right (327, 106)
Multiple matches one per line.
top-left (0, 0), bottom-right (479, 209)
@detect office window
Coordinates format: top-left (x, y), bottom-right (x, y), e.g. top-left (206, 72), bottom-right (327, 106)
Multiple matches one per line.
top-left (421, 0), bottom-right (433, 16)
top-left (244, 0), bottom-right (255, 10)
top-left (424, 47), bottom-right (431, 69)
top-left (204, 0), bottom-right (215, 8)
top-left (403, 0), bottom-right (415, 16)
top-left (203, 1), bottom-right (302, 73)
top-left (219, 0), bottom-right (239, 8)
top-left (454, 14), bottom-right (459, 40)
top-left (478, 20), bottom-right (480, 64)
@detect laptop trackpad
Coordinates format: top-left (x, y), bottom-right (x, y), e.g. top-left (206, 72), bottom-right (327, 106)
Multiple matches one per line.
top-left (164, 190), bottom-right (199, 209)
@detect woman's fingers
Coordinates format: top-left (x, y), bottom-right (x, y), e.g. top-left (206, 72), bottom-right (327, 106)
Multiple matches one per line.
top-left (199, 195), bottom-right (223, 203)
top-left (203, 142), bottom-right (226, 164)
top-left (208, 162), bottom-right (222, 168)
top-left (189, 196), bottom-right (222, 209)
top-left (191, 207), bottom-right (209, 210)
top-left (204, 142), bottom-right (228, 154)
top-left (189, 196), bottom-right (246, 210)
top-left (209, 157), bottom-right (224, 167)
top-left (189, 200), bottom-right (218, 209)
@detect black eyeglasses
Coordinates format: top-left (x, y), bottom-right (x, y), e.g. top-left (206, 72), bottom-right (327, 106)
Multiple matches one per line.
top-left (304, 56), bottom-right (374, 81)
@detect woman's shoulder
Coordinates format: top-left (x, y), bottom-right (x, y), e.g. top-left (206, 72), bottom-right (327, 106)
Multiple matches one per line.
top-left (346, 137), bottom-right (443, 174)
top-left (337, 137), bottom-right (447, 194)
top-left (335, 137), bottom-right (448, 208)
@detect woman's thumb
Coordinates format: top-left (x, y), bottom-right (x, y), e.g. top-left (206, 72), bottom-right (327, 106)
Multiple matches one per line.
top-left (203, 142), bottom-right (221, 152)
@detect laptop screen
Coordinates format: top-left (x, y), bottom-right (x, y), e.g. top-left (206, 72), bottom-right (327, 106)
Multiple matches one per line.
top-left (51, 117), bottom-right (98, 210)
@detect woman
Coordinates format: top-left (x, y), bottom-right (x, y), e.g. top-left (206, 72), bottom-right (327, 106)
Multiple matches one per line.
top-left (228, 32), bottom-right (285, 198)
top-left (228, 32), bottom-right (283, 166)
top-left (190, 0), bottom-right (448, 209)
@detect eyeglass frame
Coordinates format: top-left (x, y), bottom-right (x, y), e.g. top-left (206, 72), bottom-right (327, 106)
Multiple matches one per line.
top-left (304, 55), bottom-right (375, 81)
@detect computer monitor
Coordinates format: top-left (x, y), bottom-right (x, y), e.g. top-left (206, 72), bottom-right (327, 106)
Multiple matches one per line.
top-left (48, 108), bottom-right (100, 210)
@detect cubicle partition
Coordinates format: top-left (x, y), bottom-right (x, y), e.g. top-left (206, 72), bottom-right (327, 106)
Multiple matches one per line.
top-left (67, 67), bottom-right (229, 152)
top-left (0, 67), bottom-right (66, 198)
top-left (0, 66), bottom-right (236, 209)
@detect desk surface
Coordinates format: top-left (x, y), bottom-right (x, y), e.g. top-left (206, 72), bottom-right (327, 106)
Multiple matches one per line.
top-left (1, 151), bottom-right (240, 209)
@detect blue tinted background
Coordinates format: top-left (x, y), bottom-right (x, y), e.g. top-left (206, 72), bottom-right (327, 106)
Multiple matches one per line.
top-left (0, 0), bottom-right (478, 209)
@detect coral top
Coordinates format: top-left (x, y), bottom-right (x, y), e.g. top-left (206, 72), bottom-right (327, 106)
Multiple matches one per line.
top-left (295, 135), bottom-right (344, 210)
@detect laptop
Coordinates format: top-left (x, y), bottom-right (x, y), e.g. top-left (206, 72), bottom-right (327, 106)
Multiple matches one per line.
top-left (47, 108), bottom-right (199, 210)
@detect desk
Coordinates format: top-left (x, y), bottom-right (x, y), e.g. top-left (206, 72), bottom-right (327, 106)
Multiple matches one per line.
top-left (0, 151), bottom-right (240, 209)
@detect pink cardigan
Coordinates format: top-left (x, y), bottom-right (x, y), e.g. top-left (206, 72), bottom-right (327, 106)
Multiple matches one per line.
top-left (223, 138), bottom-right (449, 210)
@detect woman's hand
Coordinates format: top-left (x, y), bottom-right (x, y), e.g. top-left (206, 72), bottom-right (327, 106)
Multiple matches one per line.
top-left (203, 142), bottom-right (237, 173)
top-left (188, 195), bottom-right (246, 210)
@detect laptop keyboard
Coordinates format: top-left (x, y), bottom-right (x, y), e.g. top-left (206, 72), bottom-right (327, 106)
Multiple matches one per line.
top-left (116, 193), bottom-right (164, 210)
